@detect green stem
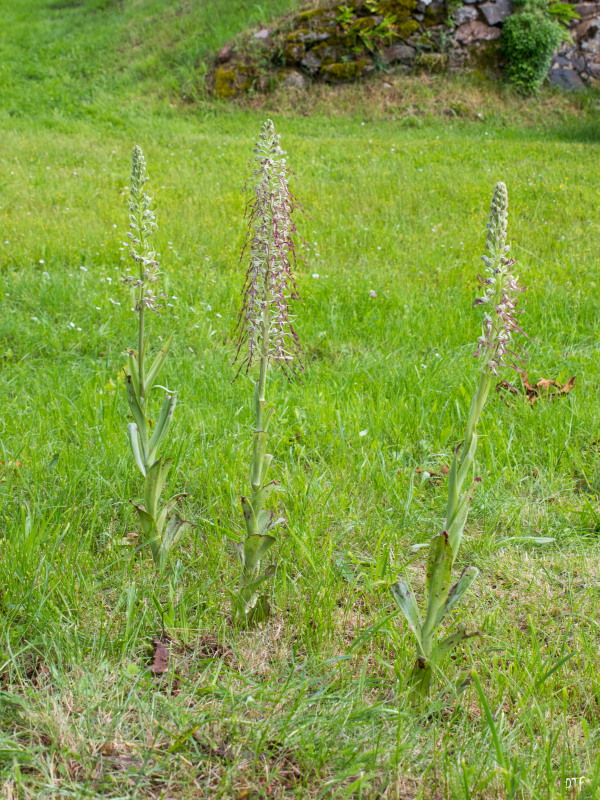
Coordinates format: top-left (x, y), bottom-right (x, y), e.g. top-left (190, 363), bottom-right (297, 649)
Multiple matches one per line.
top-left (138, 297), bottom-right (145, 414)
top-left (460, 368), bottom-right (491, 474)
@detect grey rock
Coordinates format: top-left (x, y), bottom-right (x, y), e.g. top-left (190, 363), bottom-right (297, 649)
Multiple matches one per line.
top-left (283, 69), bottom-right (307, 89)
top-left (455, 19), bottom-right (502, 43)
top-left (297, 30), bottom-right (331, 44)
top-left (588, 60), bottom-right (600, 76)
top-left (300, 50), bottom-right (322, 73)
top-left (549, 67), bottom-right (586, 89)
top-left (217, 44), bottom-right (234, 63)
top-left (455, 5), bottom-right (479, 24)
top-left (579, 20), bottom-right (600, 53)
top-left (552, 55), bottom-right (571, 66)
top-left (479, 0), bottom-right (512, 26)
top-left (380, 43), bottom-right (417, 64)
top-left (575, 2), bottom-right (600, 19)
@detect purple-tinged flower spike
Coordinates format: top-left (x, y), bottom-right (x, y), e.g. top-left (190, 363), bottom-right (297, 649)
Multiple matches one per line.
top-left (235, 119), bottom-right (304, 380)
top-left (123, 145), bottom-right (163, 313)
top-left (390, 181), bottom-right (530, 701)
top-left (474, 182), bottom-right (527, 376)
top-left (232, 120), bottom-right (309, 627)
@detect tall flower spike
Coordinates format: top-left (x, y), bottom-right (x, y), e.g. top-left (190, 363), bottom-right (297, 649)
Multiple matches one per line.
top-left (123, 145), bottom-right (162, 311)
top-left (474, 181), bottom-right (527, 375)
top-left (120, 145), bottom-right (190, 570)
top-left (235, 119), bottom-right (304, 379)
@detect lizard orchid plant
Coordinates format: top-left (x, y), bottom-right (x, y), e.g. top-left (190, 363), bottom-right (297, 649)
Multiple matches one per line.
top-left (122, 145), bottom-right (191, 570)
top-left (232, 119), bottom-right (305, 626)
top-left (391, 182), bottom-right (527, 699)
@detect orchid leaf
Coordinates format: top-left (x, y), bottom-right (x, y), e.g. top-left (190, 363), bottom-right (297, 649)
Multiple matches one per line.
top-left (421, 531), bottom-right (453, 639)
top-left (261, 453), bottom-right (273, 484)
top-left (127, 351), bottom-right (140, 401)
top-left (243, 534), bottom-right (276, 572)
top-left (126, 375), bottom-right (147, 444)
top-left (437, 624), bottom-right (481, 661)
top-left (144, 458), bottom-right (173, 521)
top-left (256, 509), bottom-right (272, 536)
top-left (390, 578), bottom-right (422, 646)
top-left (127, 423), bottom-right (147, 476)
top-left (160, 514), bottom-right (191, 557)
top-left (241, 496), bottom-right (256, 537)
top-left (144, 332), bottom-right (174, 394)
top-left (443, 565), bottom-right (479, 619)
top-left (148, 392), bottom-right (177, 460)
top-left (156, 493), bottom-right (187, 534)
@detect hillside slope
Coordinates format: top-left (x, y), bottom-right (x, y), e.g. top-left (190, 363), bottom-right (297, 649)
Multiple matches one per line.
top-left (0, 0), bottom-right (300, 119)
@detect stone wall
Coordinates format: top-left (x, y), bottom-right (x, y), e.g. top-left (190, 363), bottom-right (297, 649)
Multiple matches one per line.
top-left (549, 3), bottom-right (600, 88)
top-left (211, 0), bottom-right (600, 96)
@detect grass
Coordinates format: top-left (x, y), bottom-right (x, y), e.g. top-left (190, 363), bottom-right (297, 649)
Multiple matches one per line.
top-left (1, 0), bottom-right (600, 798)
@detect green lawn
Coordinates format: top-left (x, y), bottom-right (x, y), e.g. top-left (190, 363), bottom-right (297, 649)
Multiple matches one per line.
top-left (1, 1), bottom-right (600, 798)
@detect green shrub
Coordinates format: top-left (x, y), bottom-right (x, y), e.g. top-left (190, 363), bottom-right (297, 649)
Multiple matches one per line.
top-left (501, 6), bottom-right (567, 93)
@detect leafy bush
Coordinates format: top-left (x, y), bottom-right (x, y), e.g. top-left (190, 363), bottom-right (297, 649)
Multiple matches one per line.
top-left (501, 3), bottom-right (568, 93)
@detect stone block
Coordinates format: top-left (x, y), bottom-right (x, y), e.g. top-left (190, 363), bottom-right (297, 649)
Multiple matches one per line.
top-left (479, 0), bottom-right (512, 26)
top-left (455, 19), bottom-right (502, 43)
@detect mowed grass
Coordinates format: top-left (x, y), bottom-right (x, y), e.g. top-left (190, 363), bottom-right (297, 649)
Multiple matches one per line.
top-left (1, 1), bottom-right (600, 799)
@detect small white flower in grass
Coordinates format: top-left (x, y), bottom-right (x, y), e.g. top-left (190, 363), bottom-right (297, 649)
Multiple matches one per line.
top-left (312, 273), bottom-right (319, 279)
top-left (369, 290), bottom-right (377, 298)
top-left (359, 430), bottom-right (368, 437)
top-left (39, 259), bottom-right (45, 264)
top-left (79, 266), bottom-right (88, 272)
top-left (109, 298), bottom-right (121, 306)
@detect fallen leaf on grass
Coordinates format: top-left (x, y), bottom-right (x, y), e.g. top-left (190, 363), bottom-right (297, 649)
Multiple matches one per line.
top-left (150, 638), bottom-right (170, 675)
top-left (496, 373), bottom-right (576, 404)
top-left (415, 465), bottom-right (449, 484)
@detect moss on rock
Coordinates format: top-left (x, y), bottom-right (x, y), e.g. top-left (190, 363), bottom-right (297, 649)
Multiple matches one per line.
top-left (320, 58), bottom-right (372, 82)
top-left (214, 64), bottom-right (255, 98)
top-left (379, 0), bottom-right (418, 18)
top-left (396, 19), bottom-right (420, 38)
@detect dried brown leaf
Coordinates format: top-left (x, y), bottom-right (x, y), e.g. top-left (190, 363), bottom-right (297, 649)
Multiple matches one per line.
top-left (150, 638), bottom-right (170, 675)
top-left (496, 373), bottom-right (576, 404)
